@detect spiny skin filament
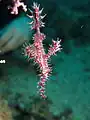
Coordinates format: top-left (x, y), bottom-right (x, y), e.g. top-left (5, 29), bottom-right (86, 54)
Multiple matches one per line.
top-left (8, 0), bottom-right (27, 15)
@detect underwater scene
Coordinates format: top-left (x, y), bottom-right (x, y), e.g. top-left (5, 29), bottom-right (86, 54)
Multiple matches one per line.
top-left (0, 0), bottom-right (90, 120)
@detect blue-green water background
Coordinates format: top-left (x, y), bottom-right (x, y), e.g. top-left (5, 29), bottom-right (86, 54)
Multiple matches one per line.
top-left (0, 0), bottom-right (90, 120)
